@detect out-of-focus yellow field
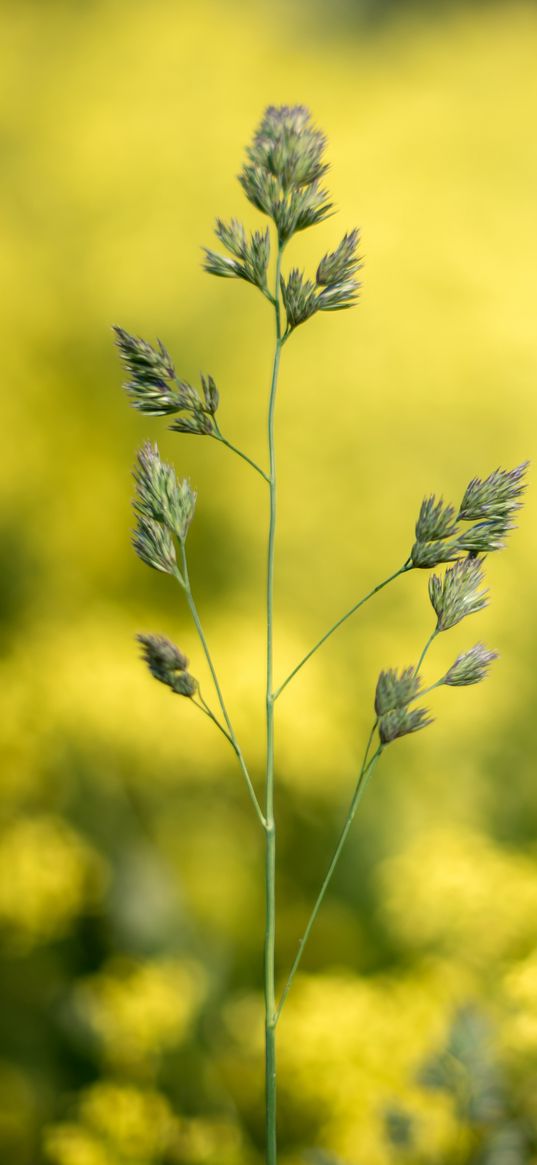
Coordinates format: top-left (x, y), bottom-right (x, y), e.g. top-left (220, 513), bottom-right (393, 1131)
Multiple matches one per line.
top-left (1, 2), bottom-right (537, 1162)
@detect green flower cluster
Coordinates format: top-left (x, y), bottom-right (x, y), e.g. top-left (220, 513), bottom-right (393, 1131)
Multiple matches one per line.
top-left (376, 558), bottom-right (499, 745)
top-left (411, 463), bottom-right (528, 568)
top-left (114, 326), bottom-right (219, 434)
top-left (131, 441), bottom-right (196, 575)
top-left (203, 106), bottom-right (362, 335)
top-left (136, 634), bottom-right (197, 697)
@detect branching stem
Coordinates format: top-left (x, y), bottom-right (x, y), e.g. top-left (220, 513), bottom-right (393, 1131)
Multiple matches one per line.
top-left (176, 547), bottom-right (266, 828)
top-left (273, 561), bottom-right (412, 700)
top-left (419, 678), bottom-right (445, 699)
top-left (275, 727), bottom-right (382, 1022)
top-left (213, 425), bottom-right (270, 483)
top-left (193, 690), bottom-right (234, 746)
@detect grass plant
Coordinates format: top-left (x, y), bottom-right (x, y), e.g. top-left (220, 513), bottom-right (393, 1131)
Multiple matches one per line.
top-left (114, 105), bottom-right (527, 1165)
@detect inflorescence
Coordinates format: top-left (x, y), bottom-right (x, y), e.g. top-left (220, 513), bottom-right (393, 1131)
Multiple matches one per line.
top-left (114, 326), bottom-right (219, 435)
top-left (137, 634), bottom-right (197, 697)
top-left (207, 106), bottom-right (362, 332)
top-left (114, 105), bottom-right (528, 783)
top-left (376, 463), bottom-right (528, 746)
top-left (410, 462), bottom-right (528, 569)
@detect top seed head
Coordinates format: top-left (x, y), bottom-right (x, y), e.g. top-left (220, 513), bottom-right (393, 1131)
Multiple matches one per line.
top-left (246, 105), bottom-right (328, 193)
top-left (239, 105), bottom-right (332, 244)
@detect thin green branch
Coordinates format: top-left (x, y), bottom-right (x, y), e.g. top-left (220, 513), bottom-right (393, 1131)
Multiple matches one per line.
top-left (212, 426), bottom-right (270, 483)
top-left (275, 728), bottom-right (383, 1022)
top-left (193, 690), bottom-right (234, 747)
top-left (419, 677), bottom-right (445, 700)
top-left (176, 545), bottom-right (266, 828)
top-left (273, 561), bottom-right (412, 700)
top-left (416, 628), bottom-right (438, 674)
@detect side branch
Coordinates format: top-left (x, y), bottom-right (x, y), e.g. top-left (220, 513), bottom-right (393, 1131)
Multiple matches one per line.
top-left (193, 689), bottom-right (235, 746)
top-left (213, 423), bottom-right (270, 483)
top-left (273, 561), bottom-right (412, 700)
top-left (177, 544), bottom-right (266, 828)
top-left (275, 726), bottom-right (382, 1022)
top-left (416, 628), bottom-right (438, 674)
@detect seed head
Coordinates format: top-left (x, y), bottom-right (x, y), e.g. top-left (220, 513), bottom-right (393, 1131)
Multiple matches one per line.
top-left (444, 643), bottom-right (498, 687)
top-left (379, 706), bottom-right (433, 745)
top-left (415, 496), bottom-right (458, 543)
top-left (239, 105), bottom-right (332, 244)
top-left (454, 518), bottom-right (513, 556)
top-left (201, 373), bottom-right (219, 415)
top-left (429, 558), bottom-right (488, 632)
top-left (375, 664), bottom-right (431, 745)
top-left (113, 325), bottom-right (187, 416)
top-left (280, 269), bottom-right (318, 331)
top-left (162, 375), bottom-right (217, 434)
top-left (459, 462), bottom-right (528, 522)
top-left (315, 280), bottom-right (361, 313)
top-left (411, 539), bottom-right (461, 569)
top-left (169, 412), bottom-right (215, 436)
top-left (316, 230), bottom-right (361, 286)
top-left (246, 105), bottom-right (328, 192)
top-left (315, 230), bottom-right (362, 312)
top-left (137, 634), bottom-right (197, 696)
top-left (132, 515), bottom-right (177, 575)
top-left (133, 442), bottom-right (196, 542)
top-left (114, 325), bottom-right (218, 431)
top-left (204, 219), bottom-right (270, 292)
top-left (375, 667), bottom-right (421, 717)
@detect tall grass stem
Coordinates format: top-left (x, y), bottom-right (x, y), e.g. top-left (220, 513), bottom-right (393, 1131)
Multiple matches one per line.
top-left (264, 243), bottom-right (283, 1165)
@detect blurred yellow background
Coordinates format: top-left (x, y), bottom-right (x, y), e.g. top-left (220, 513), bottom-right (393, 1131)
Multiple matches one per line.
top-left (2, 1), bottom-right (537, 1162)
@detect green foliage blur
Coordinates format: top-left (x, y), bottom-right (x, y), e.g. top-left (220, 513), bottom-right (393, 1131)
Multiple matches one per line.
top-left (2, 1), bottom-right (537, 1162)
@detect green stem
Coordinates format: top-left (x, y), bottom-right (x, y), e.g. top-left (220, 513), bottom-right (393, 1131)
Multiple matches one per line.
top-left (419, 677), bottom-right (445, 700)
top-left (275, 731), bottom-right (383, 1022)
top-left (416, 628), bottom-right (438, 674)
top-left (177, 547), bottom-right (266, 828)
top-left (213, 428), bottom-right (270, 483)
top-left (273, 561), bottom-right (412, 700)
top-left (193, 691), bottom-right (234, 747)
top-left (265, 243), bottom-right (283, 1165)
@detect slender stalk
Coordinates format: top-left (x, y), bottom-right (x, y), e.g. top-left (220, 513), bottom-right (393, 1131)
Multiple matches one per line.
top-left (276, 731), bottom-right (382, 1022)
top-left (419, 678), bottom-right (445, 700)
top-left (177, 546), bottom-right (266, 828)
top-left (213, 427), bottom-right (270, 483)
top-left (264, 243), bottom-right (283, 1165)
top-left (273, 561), bottom-right (412, 700)
top-left (416, 628), bottom-right (438, 674)
top-left (193, 690), bottom-right (235, 747)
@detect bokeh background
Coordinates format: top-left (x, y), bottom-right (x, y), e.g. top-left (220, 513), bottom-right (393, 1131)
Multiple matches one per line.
top-left (2, 1), bottom-right (537, 1162)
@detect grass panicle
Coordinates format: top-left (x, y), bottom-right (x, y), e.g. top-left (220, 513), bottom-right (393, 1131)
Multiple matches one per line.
top-left (137, 633), bottom-right (197, 696)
